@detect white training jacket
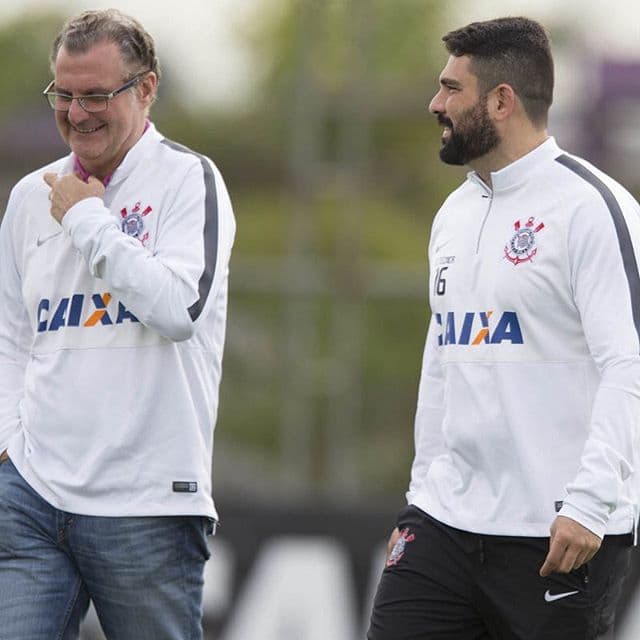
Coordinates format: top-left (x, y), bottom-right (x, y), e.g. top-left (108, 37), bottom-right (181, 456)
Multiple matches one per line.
top-left (408, 137), bottom-right (640, 539)
top-left (0, 123), bottom-right (235, 519)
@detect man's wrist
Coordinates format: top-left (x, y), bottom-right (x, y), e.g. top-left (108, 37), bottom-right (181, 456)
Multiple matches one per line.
top-left (556, 504), bottom-right (605, 540)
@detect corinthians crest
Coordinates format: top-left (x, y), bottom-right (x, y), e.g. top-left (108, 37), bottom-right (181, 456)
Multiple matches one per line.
top-left (121, 202), bottom-right (152, 246)
top-left (386, 528), bottom-right (415, 568)
top-left (504, 216), bottom-right (545, 265)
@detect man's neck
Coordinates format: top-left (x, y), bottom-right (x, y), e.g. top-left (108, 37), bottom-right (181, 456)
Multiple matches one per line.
top-left (471, 127), bottom-right (549, 187)
top-left (74, 156), bottom-right (113, 187)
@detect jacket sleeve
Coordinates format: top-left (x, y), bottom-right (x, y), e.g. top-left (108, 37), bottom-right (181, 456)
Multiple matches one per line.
top-left (559, 186), bottom-right (640, 538)
top-left (0, 185), bottom-right (33, 451)
top-left (406, 312), bottom-right (446, 504)
top-left (61, 159), bottom-right (235, 342)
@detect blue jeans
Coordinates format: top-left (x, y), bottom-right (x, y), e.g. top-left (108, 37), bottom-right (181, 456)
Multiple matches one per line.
top-left (0, 457), bottom-right (212, 640)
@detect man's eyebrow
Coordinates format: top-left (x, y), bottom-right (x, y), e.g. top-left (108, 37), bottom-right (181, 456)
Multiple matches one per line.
top-left (439, 76), bottom-right (463, 89)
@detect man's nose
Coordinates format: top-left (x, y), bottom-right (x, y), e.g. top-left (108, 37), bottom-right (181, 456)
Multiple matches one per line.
top-left (67, 98), bottom-right (90, 123)
top-left (428, 88), bottom-right (445, 115)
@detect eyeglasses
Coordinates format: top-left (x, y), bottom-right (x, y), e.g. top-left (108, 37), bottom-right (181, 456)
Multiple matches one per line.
top-left (42, 73), bottom-right (146, 113)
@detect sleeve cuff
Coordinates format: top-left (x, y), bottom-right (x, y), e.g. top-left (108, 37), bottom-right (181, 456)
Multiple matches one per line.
top-left (61, 197), bottom-right (110, 234)
top-left (557, 502), bottom-right (606, 539)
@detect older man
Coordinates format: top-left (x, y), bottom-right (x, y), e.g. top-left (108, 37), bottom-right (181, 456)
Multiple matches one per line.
top-left (0, 9), bottom-right (235, 639)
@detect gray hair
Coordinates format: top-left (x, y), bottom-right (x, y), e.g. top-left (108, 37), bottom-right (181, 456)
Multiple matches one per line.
top-left (50, 9), bottom-right (161, 83)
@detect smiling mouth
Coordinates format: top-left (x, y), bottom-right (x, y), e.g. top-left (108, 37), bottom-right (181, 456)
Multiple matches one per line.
top-left (71, 124), bottom-right (106, 134)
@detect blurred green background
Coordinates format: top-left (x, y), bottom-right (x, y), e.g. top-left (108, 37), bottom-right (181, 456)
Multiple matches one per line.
top-left (0, 0), bottom-right (638, 511)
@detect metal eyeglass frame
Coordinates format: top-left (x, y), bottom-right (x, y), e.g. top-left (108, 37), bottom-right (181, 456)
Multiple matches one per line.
top-left (42, 73), bottom-right (146, 113)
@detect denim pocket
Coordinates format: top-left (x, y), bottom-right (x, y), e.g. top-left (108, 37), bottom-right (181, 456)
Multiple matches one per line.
top-left (183, 516), bottom-right (212, 561)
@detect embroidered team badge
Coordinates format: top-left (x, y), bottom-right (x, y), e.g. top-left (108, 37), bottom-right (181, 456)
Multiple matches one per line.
top-left (504, 216), bottom-right (545, 265)
top-left (386, 528), bottom-right (415, 568)
top-left (121, 202), bottom-right (152, 246)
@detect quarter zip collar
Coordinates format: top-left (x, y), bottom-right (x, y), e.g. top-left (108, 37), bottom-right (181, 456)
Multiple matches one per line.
top-left (467, 137), bottom-right (562, 194)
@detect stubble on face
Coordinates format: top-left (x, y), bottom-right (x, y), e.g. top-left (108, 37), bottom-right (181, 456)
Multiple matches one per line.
top-left (437, 94), bottom-right (500, 166)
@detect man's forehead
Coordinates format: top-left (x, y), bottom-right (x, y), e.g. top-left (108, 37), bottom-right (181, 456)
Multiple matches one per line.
top-left (439, 55), bottom-right (477, 84)
top-left (55, 40), bottom-right (124, 73)
top-left (54, 41), bottom-right (127, 87)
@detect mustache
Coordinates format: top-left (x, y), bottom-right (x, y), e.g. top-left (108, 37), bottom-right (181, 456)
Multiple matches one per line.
top-left (437, 114), bottom-right (453, 128)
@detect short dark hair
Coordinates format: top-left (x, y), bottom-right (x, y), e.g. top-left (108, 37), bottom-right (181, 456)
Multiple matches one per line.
top-left (443, 17), bottom-right (553, 126)
top-left (51, 9), bottom-right (161, 83)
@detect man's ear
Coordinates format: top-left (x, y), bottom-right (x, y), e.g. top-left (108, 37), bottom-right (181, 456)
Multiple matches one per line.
top-left (138, 71), bottom-right (158, 107)
top-left (488, 83), bottom-right (516, 122)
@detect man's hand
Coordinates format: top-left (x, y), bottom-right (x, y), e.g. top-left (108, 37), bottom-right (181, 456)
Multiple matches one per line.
top-left (386, 527), bottom-right (401, 562)
top-left (43, 172), bottom-right (105, 223)
top-left (0, 449), bottom-right (8, 464)
top-left (539, 515), bottom-right (601, 577)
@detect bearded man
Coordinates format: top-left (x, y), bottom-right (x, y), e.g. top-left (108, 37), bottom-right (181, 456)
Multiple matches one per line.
top-left (368, 16), bottom-right (640, 640)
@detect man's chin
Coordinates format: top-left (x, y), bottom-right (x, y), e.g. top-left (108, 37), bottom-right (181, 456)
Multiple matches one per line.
top-left (439, 144), bottom-right (466, 166)
top-left (68, 141), bottom-right (104, 161)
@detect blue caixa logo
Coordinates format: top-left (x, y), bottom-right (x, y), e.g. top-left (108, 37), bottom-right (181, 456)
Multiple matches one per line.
top-left (37, 293), bottom-right (139, 332)
top-left (436, 311), bottom-right (523, 345)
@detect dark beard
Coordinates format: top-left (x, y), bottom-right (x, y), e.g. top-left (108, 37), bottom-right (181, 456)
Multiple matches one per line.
top-left (438, 96), bottom-right (500, 166)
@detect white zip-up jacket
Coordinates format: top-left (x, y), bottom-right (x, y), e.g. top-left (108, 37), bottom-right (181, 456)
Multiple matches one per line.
top-left (408, 137), bottom-right (640, 538)
top-left (0, 123), bottom-right (235, 519)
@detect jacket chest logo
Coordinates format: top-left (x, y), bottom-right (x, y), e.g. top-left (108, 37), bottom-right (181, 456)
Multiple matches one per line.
top-left (121, 202), bottom-right (152, 246)
top-left (436, 311), bottom-right (523, 346)
top-left (504, 216), bottom-right (544, 265)
top-left (36, 292), bottom-right (139, 332)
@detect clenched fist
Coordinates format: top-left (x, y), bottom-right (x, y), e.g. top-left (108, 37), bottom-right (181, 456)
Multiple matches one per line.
top-left (43, 172), bottom-right (105, 223)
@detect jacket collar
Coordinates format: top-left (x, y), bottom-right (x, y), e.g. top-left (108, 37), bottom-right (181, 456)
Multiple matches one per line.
top-left (468, 136), bottom-right (562, 193)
